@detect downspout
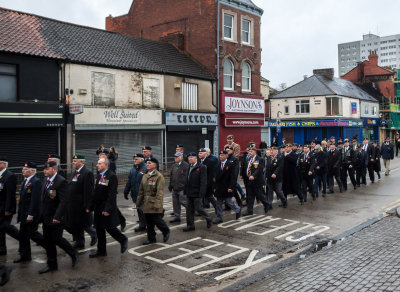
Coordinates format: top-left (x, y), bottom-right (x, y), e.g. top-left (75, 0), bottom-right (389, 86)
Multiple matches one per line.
top-left (216, 0), bottom-right (220, 153)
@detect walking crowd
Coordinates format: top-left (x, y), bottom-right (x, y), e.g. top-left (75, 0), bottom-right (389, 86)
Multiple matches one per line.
top-left (0, 133), bottom-right (398, 286)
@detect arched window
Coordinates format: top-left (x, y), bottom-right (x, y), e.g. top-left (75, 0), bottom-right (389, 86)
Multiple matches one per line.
top-left (242, 62), bottom-right (251, 92)
top-left (223, 59), bottom-right (234, 90)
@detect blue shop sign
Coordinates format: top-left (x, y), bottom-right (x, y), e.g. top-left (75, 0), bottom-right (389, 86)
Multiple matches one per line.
top-left (362, 118), bottom-right (380, 126)
top-left (267, 120), bottom-right (363, 127)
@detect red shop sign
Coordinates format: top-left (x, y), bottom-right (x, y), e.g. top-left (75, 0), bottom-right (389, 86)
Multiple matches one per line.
top-left (225, 118), bottom-right (264, 127)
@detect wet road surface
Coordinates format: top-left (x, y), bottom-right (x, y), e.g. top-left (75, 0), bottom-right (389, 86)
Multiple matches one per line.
top-left (2, 159), bottom-right (400, 291)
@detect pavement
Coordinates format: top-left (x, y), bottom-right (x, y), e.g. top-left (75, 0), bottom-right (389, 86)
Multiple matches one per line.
top-left (242, 215), bottom-right (400, 292)
top-left (1, 158), bottom-right (400, 291)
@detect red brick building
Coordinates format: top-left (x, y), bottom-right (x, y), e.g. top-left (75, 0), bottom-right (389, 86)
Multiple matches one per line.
top-left (106, 0), bottom-right (264, 151)
top-left (342, 52), bottom-right (398, 141)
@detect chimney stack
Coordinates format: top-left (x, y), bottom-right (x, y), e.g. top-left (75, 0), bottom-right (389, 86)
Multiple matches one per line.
top-left (313, 68), bottom-right (334, 80)
top-left (368, 51), bottom-right (378, 66)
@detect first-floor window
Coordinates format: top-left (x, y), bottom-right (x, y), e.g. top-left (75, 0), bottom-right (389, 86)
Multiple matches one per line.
top-left (295, 100), bottom-right (310, 114)
top-left (0, 63), bottom-right (17, 101)
top-left (224, 59), bottom-right (234, 90)
top-left (326, 97), bottom-right (343, 116)
top-left (242, 62), bottom-right (251, 92)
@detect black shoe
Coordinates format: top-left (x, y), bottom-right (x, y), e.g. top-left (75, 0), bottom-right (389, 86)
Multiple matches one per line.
top-left (371, 181), bottom-right (375, 184)
top-left (38, 266), bottom-right (57, 274)
top-left (357, 184), bottom-right (360, 187)
top-left (163, 231), bottom-right (170, 243)
top-left (242, 212), bottom-right (253, 216)
top-left (279, 202), bottom-right (288, 208)
top-left (312, 196), bottom-right (316, 201)
top-left (121, 238), bottom-right (128, 253)
top-left (264, 204), bottom-right (272, 213)
top-left (89, 251), bottom-right (107, 258)
top-left (134, 227), bottom-right (146, 233)
top-left (90, 236), bottom-right (98, 247)
top-left (195, 213), bottom-right (201, 217)
top-left (71, 252), bottom-right (79, 268)
top-left (120, 221), bottom-right (126, 232)
top-left (169, 218), bottom-right (181, 223)
top-left (170, 212), bottom-right (175, 216)
top-left (183, 226), bottom-right (195, 232)
top-left (236, 210), bottom-right (242, 220)
top-left (0, 266), bottom-right (12, 286)
top-left (142, 240), bottom-right (156, 245)
top-left (353, 185), bottom-right (357, 190)
top-left (73, 242), bottom-right (85, 249)
top-left (328, 190), bottom-right (334, 194)
top-left (13, 257), bottom-right (31, 263)
top-left (322, 193), bottom-right (326, 197)
top-left (207, 218), bottom-right (212, 228)
top-left (339, 189), bottom-right (343, 193)
top-left (0, 251), bottom-right (6, 256)
top-left (213, 219), bottom-right (223, 224)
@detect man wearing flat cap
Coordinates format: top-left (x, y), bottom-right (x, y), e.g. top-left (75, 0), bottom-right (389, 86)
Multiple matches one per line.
top-left (14, 162), bottom-right (45, 263)
top-left (47, 154), bottom-right (65, 178)
top-left (183, 152), bottom-right (212, 231)
top-left (124, 153), bottom-right (148, 232)
top-left (168, 152), bottom-right (188, 223)
top-left (39, 161), bottom-right (78, 274)
top-left (0, 156), bottom-right (19, 256)
top-left (66, 154), bottom-right (97, 249)
top-left (225, 135), bottom-right (241, 158)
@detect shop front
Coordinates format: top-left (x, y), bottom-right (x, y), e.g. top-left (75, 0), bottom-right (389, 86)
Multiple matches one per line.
top-left (219, 92), bottom-right (265, 151)
top-left (362, 118), bottom-right (380, 143)
top-left (73, 107), bottom-right (164, 166)
top-left (165, 112), bottom-right (218, 157)
top-left (267, 119), bottom-right (364, 145)
top-left (0, 102), bottom-right (65, 167)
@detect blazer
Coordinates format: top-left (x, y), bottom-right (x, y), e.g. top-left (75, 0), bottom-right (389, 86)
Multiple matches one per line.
top-left (0, 169), bottom-right (16, 216)
top-left (41, 174), bottom-right (68, 225)
top-left (215, 160), bottom-right (236, 198)
top-left (184, 162), bottom-right (207, 198)
top-left (18, 175), bottom-right (42, 224)
top-left (245, 155), bottom-right (265, 185)
top-left (266, 155), bottom-right (284, 183)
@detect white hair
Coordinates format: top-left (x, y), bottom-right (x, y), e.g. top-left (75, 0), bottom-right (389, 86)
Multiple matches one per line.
top-left (99, 157), bottom-right (110, 166)
top-left (0, 161), bottom-right (8, 168)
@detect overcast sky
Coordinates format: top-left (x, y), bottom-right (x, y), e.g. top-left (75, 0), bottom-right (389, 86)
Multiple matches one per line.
top-left (2, 0), bottom-right (399, 88)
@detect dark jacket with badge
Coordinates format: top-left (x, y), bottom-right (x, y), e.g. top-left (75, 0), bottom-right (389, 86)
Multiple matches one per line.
top-left (136, 170), bottom-right (165, 214)
top-left (266, 155), bottom-right (284, 183)
top-left (201, 156), bottom-right (216, 196)
top-left (215, 160), bottom-right (236, 198)
top-left (0, 169), bottom-right (17, 217)
top-left (328, 149), bottom-right (342, 174)
top-left (298, 153), bottom-right (315, 178)
top-left (342, 146), bottom-right (356, 165)
top-left (91, 169), bottom-right (120, 229)
top-left (313, 151), bottom-right (328, 175)
top-left (227, 154), bottom-right (239, 183)
top-left (124, 161), bottom-right (147, 202)
top-left (245, 155), bottom-right (264, 185)
top-left (41, 174), bottom-right (68, 225)
top-left (354, 150), bottom-right (368, 168)
top-left (381, 142), bottom-right (394, 160)
top-left (373, 146), bottom-right (381, 172)
top-left (282, 151), bottom-right (301, 194)
top-left (67, 165), bottom-right (94, 228)
top-left (168, 161), bottom-right (188, 192)
top-left (184, 162), bottom-right (207, 198)
top-left (18, 175), bottom-right (42, 224)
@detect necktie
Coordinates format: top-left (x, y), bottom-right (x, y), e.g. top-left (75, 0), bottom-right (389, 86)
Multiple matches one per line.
top-left (247, 158), bottom-right (253, 177)
top-left (21, 179), bottom-right (27, 192)
top-left (46, 179), bottom-right (51, 189)
top-left (221, 163), bottom-right (224, 170)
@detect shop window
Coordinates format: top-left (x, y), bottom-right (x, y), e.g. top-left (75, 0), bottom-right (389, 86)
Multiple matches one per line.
top-left (0, 64), bottom-right (17, 102)
top-left (242, 62), bottom-right (251, 92)
top-left (223, 59), bottom-right (234, 90)
top-left (326, 96), bottom-right (342, 116)
top-left (182, 82), bottom-right (198, 111)
top-left (295, 100), bottom-right (310, 114)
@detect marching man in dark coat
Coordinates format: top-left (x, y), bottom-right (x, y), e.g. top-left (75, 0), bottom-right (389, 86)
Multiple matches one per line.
top-left (213, 151), bottom-right (241, 223)
top-left (313, 145), bottom-right (328, 198)
top-left (282, 144), bottom-right (304, 203)
top-left (341, 139), bottom-right (357, 190)
top-left (0, 156), bottom-right (19, 256)
top-left (39, 161), bottom-right (78, 274)
top-left (14, 162), bottom-right (45, 263)
top-left (298, 145), bottom-right (316, 201)
top-left (266, 147), bottom-right (288, 207)
top-left (372, 141), bottom-right (381, 179)
top-left (354, 144), bottom-right (368, 187)
top-left (362, 138), bottom-right (375, 184)
top-left (381, 137), bottom-right (395, 176)
top-left (67, 154), bottom-right (97, 249)
top-left (327, 143), bottom-right (343, 194)
top-left (89, 158), bottom-right (128, 258)
top-left (243, 147), bottom-right (271, 215)
top-left (136, 158), bottom-right (170, 245)
top-left (183, 152), bottom-right (212, 232)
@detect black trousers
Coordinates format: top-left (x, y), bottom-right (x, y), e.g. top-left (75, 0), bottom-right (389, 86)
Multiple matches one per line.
top-left (19, 221), bottom-right (44, 259)
top-left (186, 197), bottom-right (211, 228)
top-left (301, 175), bottom-right (314, 201)
top-left (96, 226), bottom-right (127, 254)
top-left (267, 181), bottom-right (286, 205)
top-left (145, 214), bottom-right (169, 241)
top-left (246, 183), bottom-right (269, 214)
top-left (43, 224), bottom-right (75, 269)
top-left (0, 215), bottom-right (19, 253)
top-left (328, 168), bottom-right (343, 192)
top-left (341, 164), bottom-right (356, 189)
top-left (74, 225), bottom-right (97, 245)
top-left (356, 167), bottom-right (363, 186)
top-left (117, 208), bottom-right (126, 226)
top-left (367, 162), bottom-right (375, 183)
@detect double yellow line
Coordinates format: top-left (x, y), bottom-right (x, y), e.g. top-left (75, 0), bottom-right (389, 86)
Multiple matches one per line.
top-left (382, 198), bottom-right (400, 213)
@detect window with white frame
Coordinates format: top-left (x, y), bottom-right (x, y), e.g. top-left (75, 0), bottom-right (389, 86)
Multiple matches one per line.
top-left (295, 100), bottom-right (310, 114)
top-left (223, 59), bottom-right (234, 90)
top-left (182, 82), bottom-right (198, 111)
top-left (242, 62), bottom-right (251, 92)
top-left (284, 106), bottom-right (289, 115)
top-left (242, 19), bottom-right (251, 44)
top-left (326, 97), bottom-right (343, 116)
top-left (224, 14), bottom-right (234, 40)
top-left (364, 104), bottom-right (369, 114)
top-left (373, 106), bottom-right (377, 115)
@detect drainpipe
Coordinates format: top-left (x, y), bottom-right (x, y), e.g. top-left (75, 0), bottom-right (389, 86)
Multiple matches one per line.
top-left (216, 0), bottom-right (220, 153)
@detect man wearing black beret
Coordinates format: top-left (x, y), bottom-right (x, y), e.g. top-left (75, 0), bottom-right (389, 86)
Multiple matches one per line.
top-left (47, 154), bottom-right (65, 178)
top-left (142, 146), bottom-right (160, 171)
top-left (14, 162), bottom-right (45, 263)
top-left (0, 157), bottom-right (19, 256)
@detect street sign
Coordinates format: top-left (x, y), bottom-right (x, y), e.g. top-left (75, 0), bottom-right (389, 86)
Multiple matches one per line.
top-left (69, 104), bottom-right (84, 115)
top-left (276, 117), bottom-right (281, 133)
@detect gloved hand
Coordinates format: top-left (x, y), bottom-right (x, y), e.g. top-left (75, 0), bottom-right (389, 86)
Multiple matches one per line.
top-left (124, 193), bottom-right (129, 200)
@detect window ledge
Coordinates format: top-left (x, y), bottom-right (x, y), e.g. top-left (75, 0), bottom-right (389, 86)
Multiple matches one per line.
top-left (223, 38), bottom-right (238, 44)
top-left (241, 42), bottom-right (254, 48)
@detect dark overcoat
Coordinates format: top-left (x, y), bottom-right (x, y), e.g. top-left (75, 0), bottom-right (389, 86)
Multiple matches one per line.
top-left (18, 175), bottom-right (42, 224)
top-left (215, 160), bottom-right (236, 198)
top-left (41, 174), bottom-right (68, 226)
top-left (184, 162), bottom-right (207, 198)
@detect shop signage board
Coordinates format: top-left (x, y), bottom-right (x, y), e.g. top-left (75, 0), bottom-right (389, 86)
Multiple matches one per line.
top-left (351, 102), bottom-right (357, 114)
top-left (224, 96), bottom-right (264, 114)
top-left (267, 120), bottom-right (364, 127)
top-left (75, 107), bottom-right (162, 125)
top-left (165, 112), bottom-right (218, 126)
top-left (225, 118), bottom-right (265, 127)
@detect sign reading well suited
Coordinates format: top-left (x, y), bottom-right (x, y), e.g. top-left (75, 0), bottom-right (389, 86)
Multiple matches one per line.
top-left (75, 107), bottom-right (162, 125)
top-left (225, 96), bottom-right (264, 114)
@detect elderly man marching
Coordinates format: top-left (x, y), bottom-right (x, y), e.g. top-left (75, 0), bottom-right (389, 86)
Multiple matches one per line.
top-left (168, 152), bottom-right (188, 223)
top-left (136, 158), bottom-right (170, 245)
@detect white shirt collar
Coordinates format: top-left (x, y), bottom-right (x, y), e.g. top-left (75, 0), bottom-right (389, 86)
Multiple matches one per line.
top-left (77, 165), bottom-right (84, 173)
top-left (0, 168), bottom-right (6, 177)
top-left (148, 170), bottom-right (155, 176)
top-left (25, 174), bottom-right (35, 184)
top-left (48, 172), bottom-right (58, 183)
